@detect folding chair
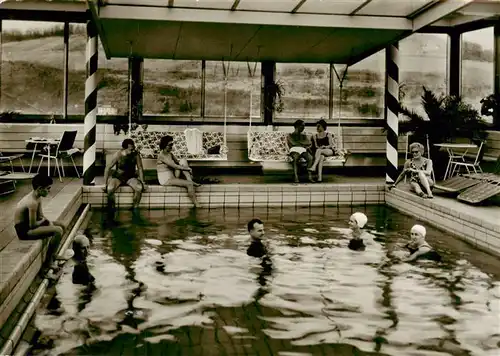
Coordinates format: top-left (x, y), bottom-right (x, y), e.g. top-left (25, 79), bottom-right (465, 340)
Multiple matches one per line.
top-left (37, 130), bottom-right (81, 181)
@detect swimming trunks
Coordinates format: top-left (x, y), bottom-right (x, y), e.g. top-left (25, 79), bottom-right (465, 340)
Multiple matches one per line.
top-left (15, 219), bottom-right (50, 240)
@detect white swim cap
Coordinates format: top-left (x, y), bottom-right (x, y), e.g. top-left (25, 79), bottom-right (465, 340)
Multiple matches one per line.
top-left (411, 224), bottom-right (426, 238)
top-left (351, 212), bottom-right (368, 229)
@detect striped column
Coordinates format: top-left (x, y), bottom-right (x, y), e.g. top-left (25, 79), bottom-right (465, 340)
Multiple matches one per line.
top-left (385, 43), bottom-right (399, 184)
top-left (84, 21), bottom-right (98, 185)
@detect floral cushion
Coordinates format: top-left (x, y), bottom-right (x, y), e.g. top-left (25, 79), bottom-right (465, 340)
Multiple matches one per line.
top-left (130, 130), bottom-right (227, 160)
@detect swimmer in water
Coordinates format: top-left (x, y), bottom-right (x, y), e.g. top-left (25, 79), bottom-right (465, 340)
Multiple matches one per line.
top-left (246, 218), bottom-right (268, 258)
top-left (403, 224), bottom-right (442, 262)
top-left (72, 234), bottom-right (95, 285)
top-left (347, 212), bottom-right (375, 251)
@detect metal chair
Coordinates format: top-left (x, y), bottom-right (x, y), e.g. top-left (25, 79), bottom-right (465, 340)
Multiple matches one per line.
top-left (449, 141), bottom-right (485, 177)
top-left (37, 131), bottom-right (80, 181)
top-left (0, 152), bottom-right (25, 173)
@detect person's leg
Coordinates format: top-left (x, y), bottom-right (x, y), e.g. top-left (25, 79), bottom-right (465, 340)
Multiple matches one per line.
top-left (317, 156), bottom-right (325, 182)
top-left (302, 152), bottom-right (314, 182)
top-left (127, 178), bottom-right (144, 209)
top-left (418, 172), bottom-right (433, 198)
top-left (310, 150), bottom-right (323, 171)
top-left (25, 225), bottom-right (64, 269)
top-left (106, 177), bottom-right (122, 210)
top-left (410, 181), bottom-right (425, 197)
top-left (178, 158), bottom-right (200, 187)
top-left (167, 178), bottom-right (199, 207)
top-left (290, 152), bottom-right (301, 183)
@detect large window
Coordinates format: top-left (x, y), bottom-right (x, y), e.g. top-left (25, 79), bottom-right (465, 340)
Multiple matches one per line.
top-left (204, 61), bottom-right (261, 119)
top-left (341, 51), bottom-right (384, 119)
top-left (461, 27), bottom-right (494, 123)
top-left (97, 52), bottom-right (128, 116)
top-left (400, 33), bottom-right (448, 116)
top-left (143, 60), bottom-right (202, 117)
top-left (1, 20), bottom-right (64, 114)
top-left (275, 63), bottom-right (329, 120)
top-left (67, 24), bottom-right (86, 115)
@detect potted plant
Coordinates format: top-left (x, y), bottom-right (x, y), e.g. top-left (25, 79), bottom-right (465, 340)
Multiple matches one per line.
top-left (397, 86), bottom-right (489, 179)
top-left (265, 79), bottom-right (285, 114)
top-left (480, 93), bottom-right (500, 126)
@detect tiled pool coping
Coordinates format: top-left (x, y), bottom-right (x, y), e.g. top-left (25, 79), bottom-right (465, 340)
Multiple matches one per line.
top-left (82, 183), bottom-right (386, 208)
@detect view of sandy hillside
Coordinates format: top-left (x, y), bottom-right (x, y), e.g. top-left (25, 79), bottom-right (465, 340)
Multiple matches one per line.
top-left (0, 26), bottom-right (494, 119)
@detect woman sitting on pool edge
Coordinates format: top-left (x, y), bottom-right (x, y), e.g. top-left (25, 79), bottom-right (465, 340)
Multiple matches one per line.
top-left (157, 135), bottom-right (200, 208)
top-left (389, 142), bottom-right (434, 199)
top-left (402, 224), bottom-right (441, 262)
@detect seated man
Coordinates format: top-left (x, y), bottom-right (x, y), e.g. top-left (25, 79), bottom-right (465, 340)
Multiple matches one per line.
top-left (287, 120), bottom-right (314, 183)
top-left (103, 138), bottom-right (146, 211)
top-left (14, 173), bottom-right (66, 279)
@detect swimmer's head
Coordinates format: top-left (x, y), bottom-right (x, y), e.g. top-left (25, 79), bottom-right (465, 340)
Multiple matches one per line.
top-left (349, 212), bottom-right (368, 230)
top-left (73, 234), bottom-right (90, 261)
top-left (247, 218), bottom-right (264, 240)
top-left (410, 224), bottom-right (426, 241)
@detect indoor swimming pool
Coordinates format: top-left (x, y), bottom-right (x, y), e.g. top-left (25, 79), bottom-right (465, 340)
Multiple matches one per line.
top-left (30, 206), bottom-right (500, 356)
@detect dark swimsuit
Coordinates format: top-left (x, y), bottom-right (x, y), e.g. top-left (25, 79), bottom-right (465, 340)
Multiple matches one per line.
top-left (112, 151), bottom-right (138, 183)
top-left (14, 208), bottom-right (51, 240)
top-left (406, 242), bottom-right (442, 261)
top-left (313, 133), bottom-right (331, 149)
top-left (348, 238), bottom-right (366, 251)
top-left (247, 239), bottom-right (267, 258)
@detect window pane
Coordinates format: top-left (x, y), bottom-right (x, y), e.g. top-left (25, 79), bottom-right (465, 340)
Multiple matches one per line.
top-left (205, 61), bottom-right (261, 120)
top-left (275, 63), bottom-right (329, 120)
top-left (143, 60), bottom-right (201, 117)
top-left (67, 24), bottom-right (86, 115)
top-left (400, 33), bottom-right (448, 116)
top-left (462, 27), bottom-right (494, 124)
top-left (341, 51), bottom-right (384, 119)
top-left (1, 21), bottom-right (64, 114)
top-left (98, 54), bottom-right (128, 116)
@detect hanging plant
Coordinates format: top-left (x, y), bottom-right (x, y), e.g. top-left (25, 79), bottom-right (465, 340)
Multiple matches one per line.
top-left (265, 79), bottom-right (285, 113)
top-left (480, 93), bottom-right (500, 123)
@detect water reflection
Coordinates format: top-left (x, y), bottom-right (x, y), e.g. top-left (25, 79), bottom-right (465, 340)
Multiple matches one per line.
top-left (32, 207), bottom-right (500, 356)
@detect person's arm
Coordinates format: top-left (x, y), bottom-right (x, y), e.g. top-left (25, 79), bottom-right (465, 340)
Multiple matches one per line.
top-left (103, 152), bottom-right (119, 187)
top-left (36, 201), bottom-right (49, 225)
top-left (287, 134), bottom-right (295, 148)
top-left (424, 159), bottom-right (433, 176)
top-left (403, 246), bottom-right (431, 262)
top-left (390, 161), bottom-right (410, 188)
top-left (326, 133), bottom-right (336, 150)
top-left (160, 153), bottom-right (188, 171)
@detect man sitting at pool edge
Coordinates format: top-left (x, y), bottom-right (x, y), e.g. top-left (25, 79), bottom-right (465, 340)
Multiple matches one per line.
top-left (14, 173), bottom-right (66, 279)
top-left (103, 138), bottom-right (147, 211)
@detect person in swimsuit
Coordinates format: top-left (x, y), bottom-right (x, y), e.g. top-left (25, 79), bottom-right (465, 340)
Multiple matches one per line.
top-left (308, 119), bottom-right (336, 182)
top-left (246, 218), bottom-right (268, 258)
top-left (403, 224), bottom-right (441, 262)
top-left (157, 135), bottom-right (200, 208)
top-left (287, 119), bottom-right (314, 183)
top-left (103, 138), bottom-right (146, 210)
top-left (72, 234), bottom-right (95, 285)
top-left (389, 142), bottom-right (434, 198)
top-left (14, 173), bottom-right (66, 279)
top-left (347, 212), bottom-right (375, 251)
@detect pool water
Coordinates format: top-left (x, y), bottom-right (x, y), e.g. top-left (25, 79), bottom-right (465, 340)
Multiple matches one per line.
top-left (32, 206), bottom-right (500, 356)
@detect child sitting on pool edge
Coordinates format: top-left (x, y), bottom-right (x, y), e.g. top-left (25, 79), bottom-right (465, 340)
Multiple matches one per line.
top-left (403, 224), bottom-right (442, 262)
top-left (347, 212), bottom-right (374, 251)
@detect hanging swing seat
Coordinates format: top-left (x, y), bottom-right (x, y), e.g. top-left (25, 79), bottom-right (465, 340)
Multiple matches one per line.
top-left (247, 126), bottom-right (348, 171)
top-left (130, 130), bottom-right (228, 162)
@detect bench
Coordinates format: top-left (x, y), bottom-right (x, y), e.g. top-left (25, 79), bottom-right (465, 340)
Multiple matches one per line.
top-left (247, 128), bottom-right (348, 171)
top-left (130, 130), bottom-right (228, 168)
